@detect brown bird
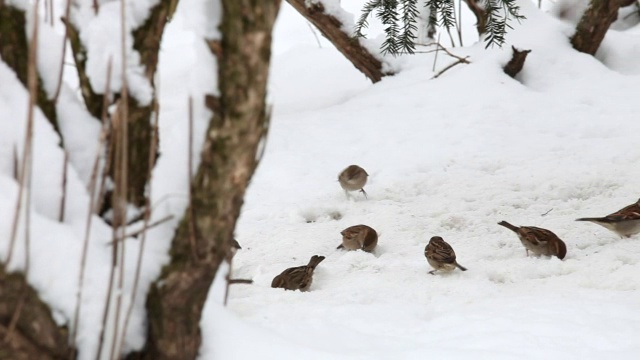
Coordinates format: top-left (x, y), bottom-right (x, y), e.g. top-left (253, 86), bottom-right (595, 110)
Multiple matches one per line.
top-left (338, 165), bottom-right (368, 199)
top-left (271, 255), bottom-right (325, 291)
top-left (337, 224), bottom-right (378, 252)
top-left (424, 236), bottom-right (467, 275)
top-left (576, 198), bottom-right (640, 238)
top-left (226, 238), bottom-right (242, 260)
top-left (497, 221), bottom-right (567, 259)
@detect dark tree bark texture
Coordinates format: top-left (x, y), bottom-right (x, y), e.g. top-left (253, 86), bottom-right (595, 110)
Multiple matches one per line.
top-left (286, 0), bottom-right (387, 83)
top-left (503, 46), bottom-right (531, 78)
top-left (0, 266), bottom-right (73, 359)
top-left (0, 4), bottom-right (60, 136)
top-left (137, 1), bottom-right (281, 359)
top-left (463, 0), bottom-right (488, 36)
top-left (570, 0), bottom-right (637, 55)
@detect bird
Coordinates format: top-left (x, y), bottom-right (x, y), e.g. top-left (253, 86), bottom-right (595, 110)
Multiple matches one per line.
top-left (271, 255), bottom-right (325, 291)
top-left (424, 236), bottom-right (467, 275)
top-left (575, 198), bottom-right (640, 238)
top-left (338, 165), bottom-right (368, 199)
top-left (497, 221), bottom-right (567, 259)
top-left (337, 225), bottom-right (378, 252)
top-left (227, 238), bottom-right (242, 260)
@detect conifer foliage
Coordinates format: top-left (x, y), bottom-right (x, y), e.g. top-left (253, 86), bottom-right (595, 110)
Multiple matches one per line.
top-left (355, 0), bottom-right (526, 55)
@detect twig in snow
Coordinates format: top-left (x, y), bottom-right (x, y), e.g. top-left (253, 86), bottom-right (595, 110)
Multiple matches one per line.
top-left (431, 56), bottom-right (470, 79)
top-left (541, 208), bottom-right (553, 216)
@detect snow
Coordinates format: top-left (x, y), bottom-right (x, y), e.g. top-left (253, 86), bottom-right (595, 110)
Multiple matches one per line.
top-left (1, 0), bottom-right (640, 359)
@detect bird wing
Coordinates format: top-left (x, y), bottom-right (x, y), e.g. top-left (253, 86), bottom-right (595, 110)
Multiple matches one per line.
top-left (521, 226), bottom-right (558, 245)
top-left (606, 202), bottom-right (640, 221)
top-left (428, 240), bottom-right (457, 264)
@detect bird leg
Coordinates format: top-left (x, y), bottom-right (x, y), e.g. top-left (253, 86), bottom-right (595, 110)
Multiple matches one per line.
top-left (428, 270), bottom-right (436, 275)
top-left (360, 188), bottom-right (368, 199)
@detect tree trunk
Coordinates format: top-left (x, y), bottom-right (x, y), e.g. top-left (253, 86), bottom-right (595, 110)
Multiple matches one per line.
top-left (286, 0), bottom-right (388, 83)
top-left (63, 1), bottom-right (174, 214)
top-left (0, 266), bottom-right (73, 359)
top-left (463, 0), bottom-right (488, 36)
top-left (0, 4), bottom-right (60, 136)
top-left (136, 1), bottom-right (280, 358)
top-left (570, 0), bottom-right (637, 55)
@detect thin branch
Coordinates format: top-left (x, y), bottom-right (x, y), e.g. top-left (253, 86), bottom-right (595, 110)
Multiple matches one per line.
top-left (227, 279), bottom-right (253, 285)
top-left (59, 151), bottom-right (68, 222)
top-left (70, 59), bottom-right (112, 358)
top-left (53, 0), bottom-right (72, 103)
top-left (188, 96), bottom-right (199, 261)
top-left (118, 96), bottom-right (160, 355)
top-left (4, 1), bottom-right (39, 345)
top-left (456, 0), bottom-right (463, 46)
top-left (431, 56), bottom-right (470, 79)
top-left (13, 145), bottom-right (18, 181)
top-left (306, 22), bottom-right (323, 48)
top-left (6, 0), bottom-right (40, 267)
top-left (431, 32), bottom-right (441, 72)
top-left (110, 0), bottom-right (131, 357)
top-left (109, 215), bottom-right (174, 245)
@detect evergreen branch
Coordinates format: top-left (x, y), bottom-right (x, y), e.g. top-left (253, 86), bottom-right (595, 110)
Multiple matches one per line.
top-left (399, 0), bottom-right (419, 54)
top-left (354, 0), bottom-right (383, 38)
top-left (379, 0), bottom-right (401, 55)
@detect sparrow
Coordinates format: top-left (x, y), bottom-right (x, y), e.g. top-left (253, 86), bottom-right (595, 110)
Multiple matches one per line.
top-left (497, 221), bottom-right (567, 259)
top-left (227, 238), bottom-right (242, 260)
top-left (424, 236), bottom-right (467, 274)
top-left (576, 198), bottom-right (640, 238)
top-left (338, 165), bottom-right (368, 199)
top-left (337, 224), bottom-right (378, 252)
top-left (271, 255), bottom-right (325, 291)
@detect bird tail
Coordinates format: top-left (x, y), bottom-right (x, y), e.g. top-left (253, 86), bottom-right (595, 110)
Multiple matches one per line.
top-left (552, 239), bottom-right (567, 260)
top-left (497, 221), bottom-right (519, 233)
top-left (307, 255), bottom-right (325, 269)
top-left (575, 217), bottom-right (610, 224)
top-left (456, 263), bottom-right (467, 271)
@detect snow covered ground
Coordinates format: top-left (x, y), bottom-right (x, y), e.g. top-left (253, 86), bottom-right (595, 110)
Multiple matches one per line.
top-left (1, 0), bottom-right (640, 359)
top-left (208, 1), bottom-right (640, 359)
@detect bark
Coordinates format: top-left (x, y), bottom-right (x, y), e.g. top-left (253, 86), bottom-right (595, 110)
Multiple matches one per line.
top-left (120, 0), bottom-right (174, 209)
top-left (0, 266), bottom-right (73, 359)
top-left (136, 1), bottom-right (280, 359)
top-left (0, 4), bottom-right (60, 136)
top-left (503, 46), bottom-right (531, 78)
top-left (570, 0), bottom-right (637, 55)
top-left (86, 0), bottom-right (177, 214)
top-left (62, 18), bottom-right (105, 120)
top-left (286, 0), bottom-right (387, 83)
top-left (463, 0), bottom-right (488, 36)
